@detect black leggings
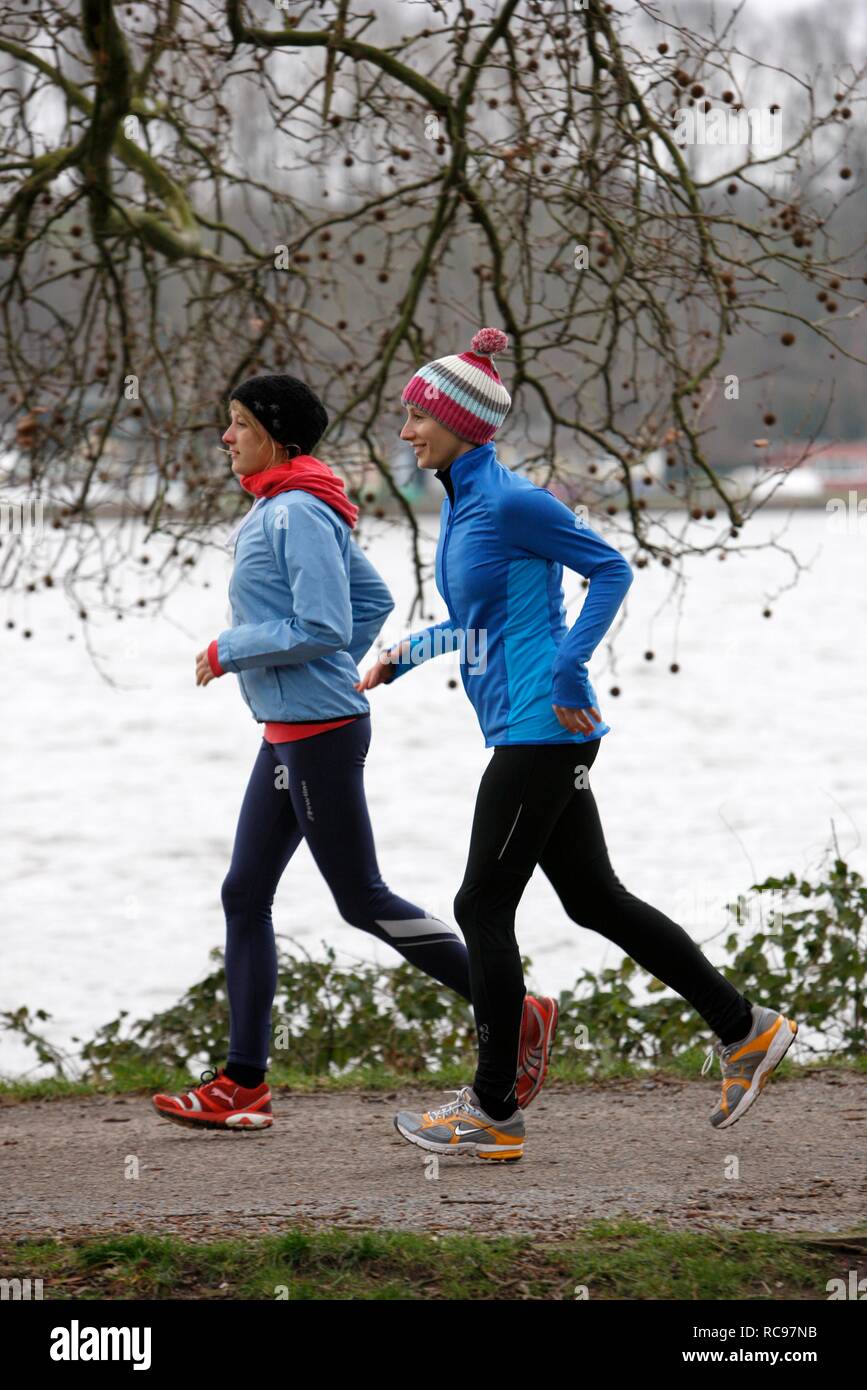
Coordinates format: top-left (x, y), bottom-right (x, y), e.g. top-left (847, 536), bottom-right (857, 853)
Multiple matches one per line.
top-left (454, 738), bottom-right (752, 1106)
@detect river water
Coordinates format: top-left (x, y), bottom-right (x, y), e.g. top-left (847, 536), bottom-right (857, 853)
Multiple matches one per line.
top-left (1, 507), bottom-right (864, 1078)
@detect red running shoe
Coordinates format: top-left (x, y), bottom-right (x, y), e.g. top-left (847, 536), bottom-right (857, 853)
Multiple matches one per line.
top-left (152, 1068), bottom-right (273, 1131)
top-left (515, 994), bottom-right (559, 1109)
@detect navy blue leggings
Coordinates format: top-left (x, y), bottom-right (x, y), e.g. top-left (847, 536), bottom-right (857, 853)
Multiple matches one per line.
top-left (222, 715), bottom-right (472, 1071)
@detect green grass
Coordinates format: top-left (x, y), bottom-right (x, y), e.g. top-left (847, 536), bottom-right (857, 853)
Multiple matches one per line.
top-left (1, 1047), bottom-right (864, 1106)
top-left (2, 1224), bottom-right (865, 1300)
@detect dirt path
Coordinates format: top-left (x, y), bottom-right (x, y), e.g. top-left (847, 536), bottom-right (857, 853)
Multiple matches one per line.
top-left (2, 1072), bottom-right (865, 1243)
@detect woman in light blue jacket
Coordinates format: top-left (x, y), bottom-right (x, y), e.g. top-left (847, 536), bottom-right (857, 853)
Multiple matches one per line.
top-left (152, 374), bottom-right (483, 1131)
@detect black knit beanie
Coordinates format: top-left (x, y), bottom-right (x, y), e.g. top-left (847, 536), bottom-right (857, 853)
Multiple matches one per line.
top-left (229, 374), bottom-right (329, 457)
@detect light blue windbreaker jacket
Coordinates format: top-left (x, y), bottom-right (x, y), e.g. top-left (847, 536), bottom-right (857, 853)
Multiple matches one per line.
top-left (385, 441), bottom-right (634, 747)
top-left (215, 491), bottom-right (393, 723)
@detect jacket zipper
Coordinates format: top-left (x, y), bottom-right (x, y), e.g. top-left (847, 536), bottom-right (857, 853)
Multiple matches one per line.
top-left (441, 491), bottom-right (456, 620)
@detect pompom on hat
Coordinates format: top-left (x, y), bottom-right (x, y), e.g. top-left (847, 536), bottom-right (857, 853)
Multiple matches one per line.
top-left (401, 327), bottom-right (512, 444)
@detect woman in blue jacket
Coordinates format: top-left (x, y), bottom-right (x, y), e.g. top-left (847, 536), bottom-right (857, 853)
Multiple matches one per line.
top-left (153, 373), bottom-right (538, 1130)
top-left (359, 329), bottom-right (797, 1162)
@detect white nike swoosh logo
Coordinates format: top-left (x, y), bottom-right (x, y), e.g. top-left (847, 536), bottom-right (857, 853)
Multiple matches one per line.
top-left (454, 1124), bottom-right (479, 1136)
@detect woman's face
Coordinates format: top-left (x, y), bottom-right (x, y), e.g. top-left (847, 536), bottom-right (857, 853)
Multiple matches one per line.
top-left (400, 404), bottom-right (474, 470)
top-left (222, 404), bottom-right (280, 477)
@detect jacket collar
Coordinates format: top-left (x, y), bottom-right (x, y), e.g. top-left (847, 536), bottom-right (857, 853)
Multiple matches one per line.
top-left (434, 441), bottom-right (496, 505)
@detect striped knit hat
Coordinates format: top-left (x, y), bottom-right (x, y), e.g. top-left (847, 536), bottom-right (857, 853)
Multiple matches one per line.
top-left (401, 327), bottom-right (511, 444)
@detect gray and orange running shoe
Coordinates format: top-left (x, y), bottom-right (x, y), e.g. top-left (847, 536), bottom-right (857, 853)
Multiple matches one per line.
top-left (394, 1085), bottom-right (524, 1161)
top-left (516, 993), bottom-right (559, 1109)
top-left (702, 1004), bottom-right (798, 1129)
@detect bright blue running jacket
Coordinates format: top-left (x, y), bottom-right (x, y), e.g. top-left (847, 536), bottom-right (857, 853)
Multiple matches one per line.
top-left (386, 441), bottom-right (634, 747)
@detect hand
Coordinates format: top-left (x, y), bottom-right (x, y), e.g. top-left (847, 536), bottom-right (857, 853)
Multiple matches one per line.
top-left (552, 703), bottom-right (602, 734)
top-left (355, 649), bottom-right (398, 691)
top-left (196, 648), bottom-right (216, 686)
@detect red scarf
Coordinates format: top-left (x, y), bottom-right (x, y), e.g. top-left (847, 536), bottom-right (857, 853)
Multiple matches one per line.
top-left (239, 456), bottom-right (359, 529)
